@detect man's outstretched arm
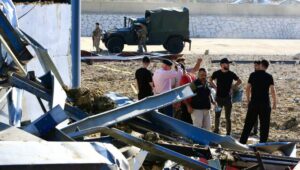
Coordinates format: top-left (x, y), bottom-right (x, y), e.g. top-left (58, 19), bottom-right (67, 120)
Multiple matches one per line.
top-left (191, 58), bottom-right (202, 74)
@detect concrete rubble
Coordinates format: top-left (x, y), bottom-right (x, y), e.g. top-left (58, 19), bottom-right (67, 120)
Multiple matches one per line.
top-left (0, 1), bottom-right (300, 170)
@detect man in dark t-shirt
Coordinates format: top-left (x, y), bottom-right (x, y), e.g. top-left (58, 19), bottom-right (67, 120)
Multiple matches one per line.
top-left (186, 68), bottom-right (215, 130)
top-left (210, 58), bottom-right (242, 135)
top-left (135, 57), bottom-right (154, 100)
top-left (251, 60), bottom-right (261, 135)
top-left (240, 60), bottom-right (277, 144)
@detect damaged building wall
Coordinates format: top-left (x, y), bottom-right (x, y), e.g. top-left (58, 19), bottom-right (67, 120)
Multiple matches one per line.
top-left (15, 3), bottom-right (71, 121)
top-left (16, 3), bottom-right (71, 85)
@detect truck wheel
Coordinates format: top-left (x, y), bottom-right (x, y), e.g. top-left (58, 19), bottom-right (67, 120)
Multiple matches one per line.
top-left (163, 43), bottom-right (168, 50)
top-left (107, 37), bottom-right (124, 53)
top-left (166, 37), bottom-right (184, 54)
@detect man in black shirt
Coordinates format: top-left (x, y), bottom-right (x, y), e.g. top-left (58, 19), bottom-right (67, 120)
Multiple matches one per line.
top-left (210, 58), bottom-right (242, 135)
top-left (135, 57), bottom-right (154, 100)
top-left (251, 60), bottom-right (261, 135)
top-left (240, 60), bottom-right (277, 144)
top-left (186, 68), bottom-right (215, 130)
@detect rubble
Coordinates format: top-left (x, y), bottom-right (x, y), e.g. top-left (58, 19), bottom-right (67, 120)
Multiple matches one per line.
top-left (281, 117), bottom-right (299, 130)
top-left (0, 1), bottom-right (299, 170)
top-left (64, 87), bottom-right (116, 114)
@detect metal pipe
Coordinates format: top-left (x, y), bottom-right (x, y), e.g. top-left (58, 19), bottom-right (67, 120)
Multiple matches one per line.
top-left (71, 0), bottom-right (81, 88)
top-left (82, 127), bottom-right (217, 170)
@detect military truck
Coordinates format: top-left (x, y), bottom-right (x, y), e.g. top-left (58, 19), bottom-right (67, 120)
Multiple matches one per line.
top-left (102, 7), bottom-right (191, 54)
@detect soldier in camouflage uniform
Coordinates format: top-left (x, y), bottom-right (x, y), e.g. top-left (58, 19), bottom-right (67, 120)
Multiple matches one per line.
top-left (136, 24), bottom-right (148, 53)
top-left (92, 23), bottom-right (102, 53)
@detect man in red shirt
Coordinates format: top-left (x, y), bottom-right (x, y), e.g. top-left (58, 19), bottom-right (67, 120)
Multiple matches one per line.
top-left (179, 64), bottom-right (196, 124)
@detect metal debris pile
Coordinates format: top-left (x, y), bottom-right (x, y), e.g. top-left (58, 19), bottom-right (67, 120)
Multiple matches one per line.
top-left (0, 5), bottom-right (300, 170)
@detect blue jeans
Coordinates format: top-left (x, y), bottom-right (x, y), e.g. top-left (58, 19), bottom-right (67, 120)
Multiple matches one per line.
top-left (158, 105), bottom-right (173, 117)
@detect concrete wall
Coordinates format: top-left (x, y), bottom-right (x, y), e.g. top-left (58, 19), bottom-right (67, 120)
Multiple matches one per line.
top-left (81, 1), bottom-right (300, 39)
top-left (82, 1), bottom-right (300, 16)
top-left (16, 4), bottom-right (71, 121)
top-left (82, 13), bottom-right (300, 39)
top-left (17, 4), bottom-right (72, 86)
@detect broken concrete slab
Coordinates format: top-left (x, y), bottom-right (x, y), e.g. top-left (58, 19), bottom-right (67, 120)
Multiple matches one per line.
top-left (0, 122), bottom-right (42, 141)
top-left (0, 141), bottom-right (128, 170)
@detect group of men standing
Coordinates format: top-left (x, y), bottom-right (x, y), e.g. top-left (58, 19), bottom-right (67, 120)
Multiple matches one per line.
top-left (135, 57), bottom-right (277, 144)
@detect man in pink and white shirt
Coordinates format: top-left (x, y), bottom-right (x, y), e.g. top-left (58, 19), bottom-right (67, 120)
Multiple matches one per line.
top-left (153, 59), bottom-right (183, 117)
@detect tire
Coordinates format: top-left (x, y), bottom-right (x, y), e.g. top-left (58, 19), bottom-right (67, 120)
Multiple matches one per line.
top-left (163, 43), bottom-right (168, 50)
top-left (165, 37), bottom-right (184, 54)
top-left (107, 37), bottom-right (124, 53)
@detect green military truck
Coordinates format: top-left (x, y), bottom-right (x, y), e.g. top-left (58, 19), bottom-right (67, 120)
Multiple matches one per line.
top-left (102, 7), bottom-right (191, 54)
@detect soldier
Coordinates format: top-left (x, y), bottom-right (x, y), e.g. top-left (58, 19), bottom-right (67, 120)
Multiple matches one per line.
top-left (92, 23), bottom-right (102, 53)
top-left (136, 23), bottom-right (148, 53)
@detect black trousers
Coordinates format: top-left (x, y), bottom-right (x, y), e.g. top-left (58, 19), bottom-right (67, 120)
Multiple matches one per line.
top-left (158, 105), bottom-right (173, 117)
top-left (180, 104), bottom-right (193, 124)
top-left (138, 92), bottom-right (153, 100)
top-left (214, 96), bottom-right (232, 135)
top-left (240, 103), bottom-right (271, 144)
top-left (253, 119), bottom-right (258, 134)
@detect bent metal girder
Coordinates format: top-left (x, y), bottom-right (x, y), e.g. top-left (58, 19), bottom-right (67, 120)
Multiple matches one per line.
top-left (0, 10), bottom-right (33, 64)
top-left (72, 126), bottom-right (217, 170)
top-left (62, 84), bottom-right (195, 133)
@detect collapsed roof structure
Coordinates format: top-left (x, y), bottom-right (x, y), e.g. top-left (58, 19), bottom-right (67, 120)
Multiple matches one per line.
top-left (0, 0), bottom-right (299, 169)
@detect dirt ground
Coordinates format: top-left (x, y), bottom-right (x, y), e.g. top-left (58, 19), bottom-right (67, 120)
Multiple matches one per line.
top-left (81, 37), bottom-right (300, 55)
top-left (81, 37), bottom-right (300, 155)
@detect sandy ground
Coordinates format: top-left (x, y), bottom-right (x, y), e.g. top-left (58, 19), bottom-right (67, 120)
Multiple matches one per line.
top-left (81, 37), bottom-right (300, 154)
top-left (81, 37), bottom-right (300, 55)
